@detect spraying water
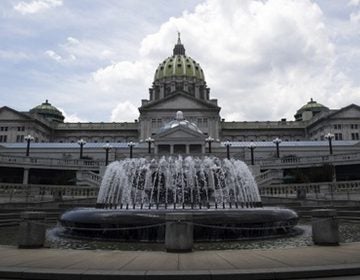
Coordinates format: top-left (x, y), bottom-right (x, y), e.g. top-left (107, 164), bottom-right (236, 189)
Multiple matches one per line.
top-left (97, 156), bottom-right (261, 209)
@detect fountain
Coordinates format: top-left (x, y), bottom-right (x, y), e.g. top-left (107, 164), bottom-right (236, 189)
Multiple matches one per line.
top-left (60, 156), bottom-right (298, 242)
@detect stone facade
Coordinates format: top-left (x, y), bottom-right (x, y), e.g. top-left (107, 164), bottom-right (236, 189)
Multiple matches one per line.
top-left (0, 38), bottom-right (360, 149)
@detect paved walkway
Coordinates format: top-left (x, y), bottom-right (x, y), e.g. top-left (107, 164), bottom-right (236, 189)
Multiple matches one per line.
top-left (1, 243), bottom-right (360, 279)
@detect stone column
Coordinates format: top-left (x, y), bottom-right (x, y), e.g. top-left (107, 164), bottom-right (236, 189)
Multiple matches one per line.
top-left (312, 209), bottom-right (339, 245)
top-left (165, 213), bottom-right (193, 252)
top-left (185, 145), bottom-right (190, 154)
top-left (201, 145), bottom-right (205, 154)
top-left (170, 145), bottom-right (174, 155)
top-left (160, 85), bottom-right (164, 99)
top-left (23, 168), bottom-right (29, 185)
top-left (18, 211), bottom-right (46, 248)
top-left (195, 85), bottom-right (200, 99)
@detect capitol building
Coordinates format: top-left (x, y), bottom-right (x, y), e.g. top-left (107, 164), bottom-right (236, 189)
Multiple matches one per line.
top-left (0, 36), bottom-right (360, 161)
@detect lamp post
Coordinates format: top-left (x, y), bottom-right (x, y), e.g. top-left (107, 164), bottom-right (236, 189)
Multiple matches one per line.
top-left (77, 139), bottom-right (86, 159)
top-left (24, 134), bottom-right (34, 157)
top-left (224, 141), bottom-right (231, 160)
top-left (324, 133), bottom-right (334, 155)
top-left (248, 142), bottom-right (256, 165)
top-left (272, 137), bottom-right (282, 158)
top-left (205, 136), bottom-right (214, 154)
top-left (145, 137), bottom-right (154, 154)
top-left (103, 143), bottom-right (112, 166)
top-left (128, 142), bottom-right (135, 159)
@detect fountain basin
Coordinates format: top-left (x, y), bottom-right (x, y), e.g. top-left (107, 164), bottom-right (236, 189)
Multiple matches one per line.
top-left (59, 207), bottom-right (298, 242)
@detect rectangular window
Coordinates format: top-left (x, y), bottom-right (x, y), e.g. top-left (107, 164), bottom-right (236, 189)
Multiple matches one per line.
top-left (334, 124), bottom-right (342, 130)
top-left (0, 135), bottom-right (2, 142)
top-left (351, 133), bottom-right (359, 140)
top-left (335, 133), bottom-right (343, 140)
top-left (351, 124), bottom-right (358, 129)
top-left (151, 119), bottom-right (157, 128)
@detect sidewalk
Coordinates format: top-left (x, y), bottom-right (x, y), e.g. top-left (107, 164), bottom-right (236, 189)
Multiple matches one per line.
top-left (0, 243), bottom-right (360, 279)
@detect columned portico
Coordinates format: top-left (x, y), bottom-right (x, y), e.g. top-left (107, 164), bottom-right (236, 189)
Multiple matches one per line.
top-left (154, 111), bottom-right (206, 156)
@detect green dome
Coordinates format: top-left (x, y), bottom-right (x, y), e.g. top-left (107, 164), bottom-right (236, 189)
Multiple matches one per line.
top-left (153, 34), bottom-right (205, 82)
top-left (154, 55), bottom-right (205, 81)
top-left (295, 98), bottom-right (329, 121)
top-left (30, 100), bottom-right (64, 123)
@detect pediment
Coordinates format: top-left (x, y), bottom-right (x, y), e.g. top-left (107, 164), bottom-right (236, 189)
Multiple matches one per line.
top-left (140, 93), bottom-right (219, 111)
top-left (155, 125), bottom-right (205, 141)
top-left (0, 106), bottom-right (30, 121)
top-left (329, 105), bottom-right (360, 119)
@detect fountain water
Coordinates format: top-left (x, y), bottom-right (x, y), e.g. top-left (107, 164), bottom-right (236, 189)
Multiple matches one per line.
top-left (60, 156), bottom-right (298, 242)
top-left (97, 156), bottom-right (261, 210)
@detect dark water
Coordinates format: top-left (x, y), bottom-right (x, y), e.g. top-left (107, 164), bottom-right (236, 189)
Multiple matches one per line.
top-left (1, 220), bottom-right (360, 251)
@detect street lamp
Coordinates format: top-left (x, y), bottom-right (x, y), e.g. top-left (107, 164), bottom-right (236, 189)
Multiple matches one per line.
top-left (145, 137), bottom-right (154, 154)
top-left (224, 140), bottom-right (231, 160)
top-left (77, 139), bottom-right (86, 159)
top-left (324, 133), bottom-right (334, 155)
top-left (205, 136), bottom-right (214, 154)
top-left (272, 137), bottom-right (282, 158)
top-left (103, 143), bottom-right (112, 166)
top-left (128, 141), bottom-right (135, 158)
top-left (24, 134), bottom-right (34, 157)
top-left (248, 142), bottom-right (256, 165)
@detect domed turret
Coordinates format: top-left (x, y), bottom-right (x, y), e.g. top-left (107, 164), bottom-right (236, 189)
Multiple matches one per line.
top-left (30, 100), bottom-right (64, 123)
top-left (295, 98), bottom-right (329, 121)
top-left (149, 33), bottom-right (209, 101)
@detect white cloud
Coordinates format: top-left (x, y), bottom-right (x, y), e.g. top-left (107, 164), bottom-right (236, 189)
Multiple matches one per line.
top-left (93, 0), bottom-right (357, 121)
top-left (14, 0), bottom-right (62, 15)
top-left (59, 108), bottom-right (86, 123)
top-left (45, 50), bottom-right (62, 62)
top-left (349, 0), bottom-right (360, 6)
top-left (350, 10), bottom-right (360, 23)
top-left (0, 49), bottom-right (30, 61)
top-left (110, 101), bottom-right (138, 122)
top-left (7, 0), bottom-right (359, 123)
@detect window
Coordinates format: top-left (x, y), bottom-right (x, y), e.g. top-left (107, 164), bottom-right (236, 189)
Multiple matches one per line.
top-left (333, 124), bottom-right (342, 130)
top-left (151, 118), bottom-right (162, 128)
top-left (334, 133), bottom-right (343, 140)
top-left (351, 133), bottom-right (359, 140)
top-left (197, 118), bottom-right (208, 128)
top-left (16, 135), bottom-right (24, 142)
top-left (351, 124), bottom-right (358, 129)
top-left (0, 127), bottom-right (8, 131)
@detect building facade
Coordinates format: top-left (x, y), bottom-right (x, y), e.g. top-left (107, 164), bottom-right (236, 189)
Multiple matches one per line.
top-left (1, 37), bottom-right (360, 151)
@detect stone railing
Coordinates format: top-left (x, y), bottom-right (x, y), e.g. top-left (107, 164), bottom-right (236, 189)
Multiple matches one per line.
top-left (258, 152), bottom-right (360, 168)
top-left (255, 169), bottom-right (282, 187)
top-left (260, 180), bottom-right (360, 200)
top-left (2, 152), bottom-right (360, 171)
top-left (79, 171), bottom-right (102, 187)
top-left (0, 183), bottom-right (99, 203)
top-left (0, 154), bottom-right (104, 170)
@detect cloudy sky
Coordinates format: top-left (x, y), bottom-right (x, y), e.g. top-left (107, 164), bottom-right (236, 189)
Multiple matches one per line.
top-left (0, 0), bottom-right (359, 122)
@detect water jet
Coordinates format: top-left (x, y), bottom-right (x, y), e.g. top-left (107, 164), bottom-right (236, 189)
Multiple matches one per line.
top-left (59, 156), bottom-right (298, 243)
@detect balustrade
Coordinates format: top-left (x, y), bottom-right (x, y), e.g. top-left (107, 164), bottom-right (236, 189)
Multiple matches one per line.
top-left (260, 180), bottom-right (360, 200)
top-left (0, 183), bottom-right (99, 203)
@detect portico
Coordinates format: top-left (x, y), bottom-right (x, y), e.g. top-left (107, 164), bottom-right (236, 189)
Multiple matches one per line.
top-left (154, 111), bottom-right (206, 155)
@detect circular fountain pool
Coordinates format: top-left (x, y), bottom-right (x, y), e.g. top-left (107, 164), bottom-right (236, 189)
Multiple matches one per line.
top-left (59, 156), bottom-right (298, 242)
